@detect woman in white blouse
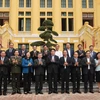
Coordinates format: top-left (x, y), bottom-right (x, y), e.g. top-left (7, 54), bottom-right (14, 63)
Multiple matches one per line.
top-left (95, 52), bottom-right (100, 93)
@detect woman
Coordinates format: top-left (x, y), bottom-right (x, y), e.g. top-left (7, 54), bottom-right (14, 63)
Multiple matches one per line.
top-left (22, 52), bottom-right (34, 94)
top-left (95, 52), bottom-right (100, 93)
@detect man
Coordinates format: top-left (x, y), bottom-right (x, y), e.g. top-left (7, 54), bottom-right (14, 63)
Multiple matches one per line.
top-left (19, 45), bottom-right (27, 58)
top-left (47, 49), bottom-right (59, 94)
top-left (34, 53), bottom-right (46, 95)
top-left (76, 44), bottom-right (85, 82)
top-left (6, 43), bottom-right (15, 83)
top-left (0, 51), bottom-right (9, 95)
top-left (71, 52), bottom-right (81, 94)
top-left (60, 50), bottom-right (71, 94)
top-left (64, 42), bottom-right (74, 58)
top-left (30, 46), bottom-right (39, 60)
top-left (82, 50), bottom-right (95, 93)
top-left (10, 50), bottom-right (22, 95)
top-left (89, 45), bottom-right (97, 83)
top-left (76, 44), bottom-right (85, 59)
top-left (42, 45), bottom-right (50, 81)
top-left (89, 45), bottom-right (96, 59)
top-left (55, 44), bottom-right (63, 83)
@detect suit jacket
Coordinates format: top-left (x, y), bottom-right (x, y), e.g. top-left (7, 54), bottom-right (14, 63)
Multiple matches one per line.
top-left (71, 57), bottom-right (82, 74)
top-left (47, 55), bottom-right (59, 74)
top-left (42, 50), bottom-right (50, 62)
top-left (76, 50), bottom-right (86, 59)
top-left (82, 57), bottom-right (95, 74)
top-left (60, 56), bottom-right (72, 74)
top-left (30, 50), bottom-right (39, 60)
top-left (19, 49), bottom-right (27, 58)
top-left (22, 57), bottom-right (34, 73)
top-left (0, 57), bottom-right (9, 74)
top-left (6, 48), bottom-right (15, 58)
top-left (91, 51), bottom-right (97, 59)
top-left (64, 48), bottom-right (74, 58)
top-left (10, 56), bottom-right (22, 73)
top-left (34, 59), bottom-right (46, 75)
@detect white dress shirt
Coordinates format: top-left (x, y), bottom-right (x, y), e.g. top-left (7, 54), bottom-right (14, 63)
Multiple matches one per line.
top-left (87, 58), bottom-right (90, 70)
top-left (67, 49), bottom-right (71, 57)
top-left (55, 50), bottom-right (63, 59)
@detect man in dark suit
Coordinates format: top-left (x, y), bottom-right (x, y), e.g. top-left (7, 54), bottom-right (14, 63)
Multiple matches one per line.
top-left (0, 50), bottom-right (9, 95)
top-left (89, 45), bottom-right (97, 82)
top-left (76, 44), bottom-right (86, 82)
top-left (47, 48), bottom-right (59, 94)
top-left (30, 46), bottom-right (39, 82)
top-left (34, 53), bottom-right (46, 95)
top-left (71, 52), bottom-right (81, 94)
top-left (60, 50), bottom-right (71, 94)
top-left (19, 45), bottom-right (27, 58)
top-left (64, 42), bottom-right (74, 58)
top-left (82, 50), bottom-right (95, 93)
top-left (76, 44), bottom-right (86, 59)
top-left (6, 43), bottom-right (15, 83)
top-left (42, 45), bottom-right (50, 81)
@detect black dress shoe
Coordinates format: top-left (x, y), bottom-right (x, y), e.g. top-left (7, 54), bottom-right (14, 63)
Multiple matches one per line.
top-left (84, 90), bottom-right (88, 93)
top-left (73, 90), bottom-right (76, 94)
top-left (66, 91), bottom-right (70, 94)
top-left (48, 91), bottom-right (52, 94)
top-left (17, 91), bottom-right (21, 94)
top-left (61, 90), bottom-right (64, 94)
top-left (12, 91), bottom-right (16, 95)
top-left (39, 91), bottom-right (43, 94)
top-left (77, 90), bottom-right (81, 94)
top-left (0, 92), bottom-right (2, 95)
top-left (27, 91), bottom-right (32, 94)
top-left (54, 91), bottom-right (58, 94)
top-left (35, 91), bottom-right (38, 95)
top-left (89, 90), bottom-right (94, 93)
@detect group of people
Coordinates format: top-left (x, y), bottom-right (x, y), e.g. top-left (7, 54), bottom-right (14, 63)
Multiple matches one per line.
top-left (0, 42), bottom-right (100, 96)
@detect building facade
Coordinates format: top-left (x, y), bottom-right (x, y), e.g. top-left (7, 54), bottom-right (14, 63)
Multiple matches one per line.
top-left (0, 0), bottom-right (100, 51)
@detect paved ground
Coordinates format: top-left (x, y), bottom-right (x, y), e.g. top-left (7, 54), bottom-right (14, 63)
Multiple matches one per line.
top-left (0, 92), bottom-right (100, 100)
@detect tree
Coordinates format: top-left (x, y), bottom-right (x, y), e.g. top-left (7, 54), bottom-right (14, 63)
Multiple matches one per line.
top-left (30, 20), bottom-right (58, 49)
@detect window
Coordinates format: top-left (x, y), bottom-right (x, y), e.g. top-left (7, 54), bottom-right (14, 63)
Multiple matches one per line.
top-left (26, 12), bottom-right (31, 16)
top-left (61, 18), bottom-right (67, 31)
top-left (61, 0), bottom-right (66, 8)
top-left (40, 12), bottom-right (45, 16)
top-left (61, 12), bottom-right (66, 16)
top-left (18, 18), bottom-right (24, 31)
top-left (40, 0), bottom-right (45, 8)
top-left (47, 0), bottom-right (52, 8)
top-left (68, 0), bottom-right (73, 8)
top-left (19, 0), bottom-right (24, 7)
top-left (68, 18), bottom-right (73, 31)
top-left (0, 0), bottom-right (3, 7)
top-left (18, 12), bottom-right (24, 16)
top-left (82, 0), bottom-right (94, 8)
top-left (47, 12), bottom-right (52, 16)
top-left (82, 0), bottom-right (87, 8)
top-left (26, 0), bottom-right (31, 7)
top-left (82, 13), bottom-right (94, 26)
top-left (89, 0), bottom-right (93, 8)
top-left (5, 0), bottom-right (10, 7)
top-left (26, 18), bottom-right (31, 31)
top-left (40, 18), bottom-right (45, 26)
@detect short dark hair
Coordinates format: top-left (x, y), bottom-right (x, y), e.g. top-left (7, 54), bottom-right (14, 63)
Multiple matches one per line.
top-left (1, 50), bottom-right (6, 53)
top-left (50, 48), bottom-right (55, 52)
top-left (89, 45), bottom-right (94, 48)
top-left (86, 50), bottom-right (90, 54)
top-left (77, 44), bottom-right (82, 47)
top-left (66, 42), bottom-right (70, 45)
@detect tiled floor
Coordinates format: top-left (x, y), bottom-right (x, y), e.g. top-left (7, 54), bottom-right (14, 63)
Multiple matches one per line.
top-left (0, 92), bottom-right (100, 100)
